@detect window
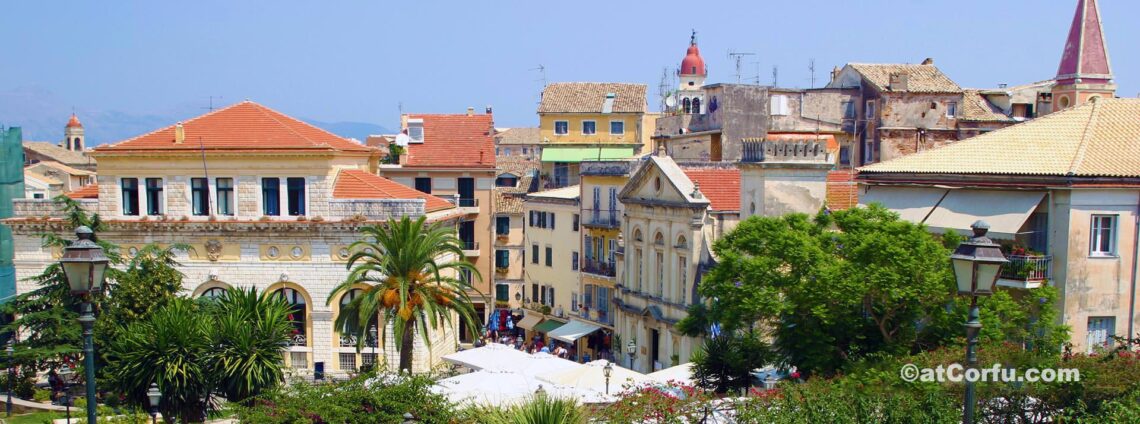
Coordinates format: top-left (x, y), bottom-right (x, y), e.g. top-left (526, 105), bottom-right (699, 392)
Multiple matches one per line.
top-left (121, 178), bottom-right (140, 216)
top-left (571, 291), bottom-right (578, 311)
top-left (496, 284), bottom-right (510, 302)
top-left (546, 287), bottom-right (555, 307)
top-left (679, 260), bottom-right (688, 304)
top-left (414, 177), bottom-right (431, 194)
top-left (408, 124), bottom-right (424, 141)
top-left (770, 95), bottom-right (789, 116)
top-left (274, 288), bottom-right (308, 346)
top-left (339, 353), bottom-right (357, 371)
top-left (201, 287), bottom-right (226, 299)
top-left (692, 98), bottom-right (701, 114)
top-left (1087, 317), bottom-right (1116, 353)
top-left (32, 193), bottom-right (44, 199)
top-left (504, 148), bottom-right (512, 156)
top-left (496, 175), bottom-right (518, 187)
top-left (531, 244), bottom-right (539, 264)
top-left (572, 214), bottom-right (580, 231)
top-left (554, 121), bottom-right (569, 135)
top-left (545, 246), bottom-right (553, 267)
top-left (145, 178), bottom-right (163, 215)
top-left (496, 216), bottom-right (510, 235)
top-left (609, 239), bottom-right (617, 264)
top-left (865, 100), bottom-right (876, 119)
top-left (532, 283), bottom-right (539, 302)
top-left (290, 352), bottom-right (308, 369)
top-left (946, 102), bottom-right (958, 118)
top-left (522, 148), bottom-right (529, 155)
top-left (656, 251), bottom-right (664, 297)
top-left (1090, 215), bottom-right (1118, 256)
top-left (496, 250), bottom-right (510, 268)
top-left (582, 121), bottom-right (596, 135)
top-left (682, 98), bottom-right (691, 114)
top-left (842, 101), bottom-right (856, 119)
top-left (216, 177), bottom-right (234, 216)
top-left (191, 178), bottom-right (209, 216)
top-left (286, 177), bottom-right (306, 216)
top-left (635, 248), bottom-right (643, 291)
top-left (610, 121), bottom-right (625, 135)
top-left (839, 145), bottom-right (851, 166)
top-left (571, 251), bottom-right (579, 271)
top-left (262, 178), bottom-right (280, 215)
top-left (549, 212), bottom-right (555, 230)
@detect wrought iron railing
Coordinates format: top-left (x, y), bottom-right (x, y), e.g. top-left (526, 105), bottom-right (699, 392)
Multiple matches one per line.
top-left (1000, 255), bottom-right (1053, 283)
top-left (583, 209), bottom-right (621, 228)
top-left (582, 259), bottom-right (616, 277)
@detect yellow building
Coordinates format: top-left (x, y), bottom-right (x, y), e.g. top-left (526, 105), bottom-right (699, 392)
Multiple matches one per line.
top-left (517, 185), bottom-right (581, 343)
top-left (537, 83), bottom-right (648, 189)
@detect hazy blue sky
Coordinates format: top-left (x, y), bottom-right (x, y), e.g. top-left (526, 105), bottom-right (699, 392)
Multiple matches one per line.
top-left (3, 0), bottom-right (1136, 142)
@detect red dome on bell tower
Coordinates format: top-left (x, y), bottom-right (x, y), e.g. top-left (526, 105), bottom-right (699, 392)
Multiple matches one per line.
top-left (679, 31), bottom-right (707, 77)
top-left (66, 113), bottom-right (83, 128)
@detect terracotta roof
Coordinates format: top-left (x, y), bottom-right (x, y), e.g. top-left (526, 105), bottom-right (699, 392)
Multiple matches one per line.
top-left (23, 142), bottom-right (93, 167)
top-left (494, 190), bottom-right (526, 214)
top-left (494, 127), bottom-right (541, 145)
top-left (25, 168), bottom-right (62, 185)
top-left (681, 167), bottom-right (740, 212)
top-left (497, 157), bottom-right (540, 179)
top-left (538, 83), bottom-right (647, 114)
top-left (859, 98), bottom-right (1140, 177)
top-left (332, 169), bottom-right (454, 212)
top-left (404, 114), bottom-right (495, 168)
top-left (66, 114), bottom-right (83, 128)
top-left (29, 160), bottom-right (95, 177)
top-left (847, 63), bottom-right (962, 93)
top-left (95, 101), bottom-right (373, 153)
top-left (958, 90), bottom-right (1015, 123)
top-left (65, 184), bottom-right (99, 199)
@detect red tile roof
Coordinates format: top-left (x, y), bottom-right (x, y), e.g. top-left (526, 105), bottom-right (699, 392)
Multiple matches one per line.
top-left (65, 184), bottom-right (99, 199)
top-left (95, 101), bottom-right (374, 154)
top-left (404, 114), bottom-right (495, 168)
top-left (682, 168), bottom-right (740, 212)
top-left (332, 169), bottom-right (454, 212)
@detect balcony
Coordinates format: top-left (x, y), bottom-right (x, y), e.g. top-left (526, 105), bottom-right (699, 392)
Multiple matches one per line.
top-left (495, 234), bottom-right (511, 246)
top-left (578, 306), bottom-right (614, 326)
top-left (582, 258), bottom-right (616, 278)
top-left (460, 240), bottom-right (480, 257)
top-left (997, 255), bottom-right (1052, 289)
top-left (583, 209), bottom-right (620, 229)
top-left (447, 197), bottom-right (481, 213)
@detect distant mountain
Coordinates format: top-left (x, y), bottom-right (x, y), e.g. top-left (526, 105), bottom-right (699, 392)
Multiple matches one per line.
top-left (0, 87), bottom-right (390, 146)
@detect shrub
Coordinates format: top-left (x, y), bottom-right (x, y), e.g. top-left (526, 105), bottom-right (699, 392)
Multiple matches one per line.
top-left (463, 395), bottom-right (587, 424)
top-left (33, 388), bottom-right (51, 402)
top-left (238, 372), bottom-right (458, 424)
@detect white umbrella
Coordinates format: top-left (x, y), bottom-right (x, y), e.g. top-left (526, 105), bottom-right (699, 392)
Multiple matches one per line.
top-left (442, 343), bottom-right (531, 370)
top-left (432, 369), bottom-right (613, 406)
top-left (536, 359), bottom-right (651, 395)
top-left (489, 352), bottom-right (581, 377)
top-left (648, 362), bottom-right (695, 385)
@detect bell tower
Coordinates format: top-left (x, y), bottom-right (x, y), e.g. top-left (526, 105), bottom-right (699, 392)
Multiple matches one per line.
top-left (676, 30), bottom-right (707, 115)
top-left (64, 113), bottom-right (85, 151)
top-left (1050, 0), bottom-right (1115, 112)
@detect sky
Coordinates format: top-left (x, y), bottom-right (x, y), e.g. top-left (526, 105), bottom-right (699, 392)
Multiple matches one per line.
top-left (2, 0), bottom-right (1137, 145)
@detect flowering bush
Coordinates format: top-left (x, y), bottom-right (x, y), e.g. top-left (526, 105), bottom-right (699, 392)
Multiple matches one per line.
top-left (599, 382), bottom-right (716, 424)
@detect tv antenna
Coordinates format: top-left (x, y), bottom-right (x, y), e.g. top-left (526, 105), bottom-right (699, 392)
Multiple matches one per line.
top-left (727, 50), bottom-right (756, 84)
top-left (202, 96), bottom-right (224, 111)
top-left (530, 64), bottom-right (547, 87)
top-left (772, 66), bottom-right (779, 87)
top-left (809, 58), bottom-right (816, 88)
top-left (658, 67), bottom-right (672, 111)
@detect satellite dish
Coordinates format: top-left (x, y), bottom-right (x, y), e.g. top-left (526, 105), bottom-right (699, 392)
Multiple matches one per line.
top-left (665, 96), bottom-right (677, 108)
top-left (394, 133), bottom-right (411, 147)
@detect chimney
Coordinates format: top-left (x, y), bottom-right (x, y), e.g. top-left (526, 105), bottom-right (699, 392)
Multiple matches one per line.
top-left (889, 72), bottom-right (909, 91)
top-left (485, 105), bottom-right (493, 114)
top-left (831, 66), bottom-right (841, 83)
top-left (174, 122), bottom-right (185, 144)
top-left (466, 107), bottom-right (475, 116)
top-left (921, 58), bottom-right (934, 65)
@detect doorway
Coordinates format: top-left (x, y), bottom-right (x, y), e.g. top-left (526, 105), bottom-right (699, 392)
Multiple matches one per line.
top-left (458, 177), bottom-right (475, 207)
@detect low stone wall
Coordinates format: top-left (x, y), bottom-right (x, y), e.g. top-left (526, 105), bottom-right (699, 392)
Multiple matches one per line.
top-left (11, 199), bottom-right (97, 218)
top-left (327, 199), bottom-right (424, 221)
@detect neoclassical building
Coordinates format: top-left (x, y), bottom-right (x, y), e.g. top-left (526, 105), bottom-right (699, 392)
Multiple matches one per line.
top-left (6, 101), bottom-right (465, 375)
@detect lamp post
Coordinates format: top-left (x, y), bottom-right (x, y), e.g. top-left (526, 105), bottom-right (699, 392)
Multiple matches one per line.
top-left (370, 324), bottom-right (378, 368)
top-left (147, 382), bottom-right (161, 424)
top-left (625, 340), bottom-right (636, 370)
top-left (763, 374), bottom-right (778, 391)
top-left (950, 221), bottom-right (1008, 424)
top-left (60, 226), bottom-right (110, 424)
top-left (5, 342), bottom-right (12, 417)
top-left (603, 361), bottom-right (614, 395)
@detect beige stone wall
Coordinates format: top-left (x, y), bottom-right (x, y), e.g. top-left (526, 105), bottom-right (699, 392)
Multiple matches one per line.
top-left (738, 163), bottom-right (830, 219)
top-left (523, 199), bottom-right (580, 316)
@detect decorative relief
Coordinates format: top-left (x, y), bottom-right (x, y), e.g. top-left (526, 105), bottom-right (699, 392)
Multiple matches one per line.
top-left (187, 241), bottom-right (238, 262)
top-left (260, 244), bottom-right (310, 262)
top-left (205, 239), bottom-right (223, 262)
top-left (330, 244), bottom-right (371, 262)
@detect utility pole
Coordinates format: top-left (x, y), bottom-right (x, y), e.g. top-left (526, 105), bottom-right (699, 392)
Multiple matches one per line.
top-left (772, 66), bottom-right (779, 87)
top-left (809, 58), bottom-right (816, 88)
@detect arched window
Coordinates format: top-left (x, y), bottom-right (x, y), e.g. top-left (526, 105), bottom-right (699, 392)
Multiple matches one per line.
top-left (682, 98), bottom-right (692, 114)
top-left (675, 235), bottom-right (688, 249)
top-left (633, 229), bottom-right (643, 242)
top-left (338, 288), bottom-right (379, 348)
top-left (691, 98), bottom-right (701, 114)
top-left (274, 287), bottom-right (309, 346)
top-left (1058, 96), bottom-right (1071, 110)
top-left (201, 287), bottom-right (227, 299)
top-left (654, 232), bottom-right (664, 246)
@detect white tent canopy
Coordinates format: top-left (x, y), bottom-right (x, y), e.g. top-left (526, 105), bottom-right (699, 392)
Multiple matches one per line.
top-left (648, 362), bottom-right (695, 385)
top-left (547, 320), bottom-right (602, 343)
top-left (442, 343), bottom-right (531, 370)
top-left (488, 352), bottom-right (581, 377)
top-left (536, 359), bottom-right (651, 394)
top-left (432, 369), bottom-right (613, 406)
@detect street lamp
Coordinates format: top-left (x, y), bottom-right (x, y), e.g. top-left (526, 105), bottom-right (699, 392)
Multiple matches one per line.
top-left (534, 384), bottom-right (546, 398)
top-left (147, 383), bottom-right (161, 424)
top-left (950, 221), bottom-right (1008, 424)
top-left (60, 226), bottom-right (110, 424)
top-left (603, 361), bottom-right (614, 395)
top-left (5, 342), bottom-right (12, 417)
top-left (763, 374), bottom-right (778, 391)
top-left (625, 340), bottom-right (636, 370)
top-left (370, 324), bottom-right (378, 368)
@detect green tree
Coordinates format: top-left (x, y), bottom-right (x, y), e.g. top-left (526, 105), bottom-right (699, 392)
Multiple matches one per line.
top-left (690, 331), bottom-right (773, 394)
top-left (103, 287), bottom-right (293, 422)
top-left (329, 216), bottom-right (482, 373)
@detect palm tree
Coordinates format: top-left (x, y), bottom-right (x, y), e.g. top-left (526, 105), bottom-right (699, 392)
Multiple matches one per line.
top-left (329, 216), bottom-right (482, 373)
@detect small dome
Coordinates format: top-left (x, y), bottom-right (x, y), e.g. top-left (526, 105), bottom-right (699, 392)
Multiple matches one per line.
top-left (66, 114), bottom-right (83, 128)
top-left (680, 33), bottom-right (707, 77)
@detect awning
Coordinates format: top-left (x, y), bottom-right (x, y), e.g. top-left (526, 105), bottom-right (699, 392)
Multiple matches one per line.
top-left (923, 190), bottom-right (1045, 239)
top-left (859, 186), bottom-right (948, 224)
top-left (517, 314), bottom-right (543, 331)
top-left (541, 147), bottom-right (635, 163)
top-left (532, 319), bottom-right (565, 334)
top-left (548, 320), bottom-right (602, 344)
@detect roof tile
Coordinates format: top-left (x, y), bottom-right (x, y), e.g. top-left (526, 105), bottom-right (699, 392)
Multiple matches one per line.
top-left (538, 83), bottom-right (647, 114)
top-left (848, 63), bottom-right (962, 93)
top-left (405, 114), bottom-right (495, 168)
top-left (681, 167), bottom-right (740, 212)
top-left (332, 169), bottom-right (454, 212)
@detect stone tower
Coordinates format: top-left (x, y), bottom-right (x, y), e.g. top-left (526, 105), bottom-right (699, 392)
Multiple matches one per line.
top-left (677, 30), bottom-right (707, 115)
top-left (64, 113), bottom-right (84, 151)
top-left (1050, 0), bottom-right (1115, 112)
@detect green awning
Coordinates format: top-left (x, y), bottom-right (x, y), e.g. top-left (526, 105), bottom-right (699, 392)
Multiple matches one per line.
top-left (541, 147), bottom-right (635, 163)
top-left (533, 319), bottom-right (566, 334)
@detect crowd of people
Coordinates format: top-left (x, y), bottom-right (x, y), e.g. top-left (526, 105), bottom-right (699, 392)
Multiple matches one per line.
top-left (475, 331), bottom-right (576, 360)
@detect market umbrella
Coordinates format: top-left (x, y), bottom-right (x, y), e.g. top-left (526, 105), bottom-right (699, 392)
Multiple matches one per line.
top-left (487, 352), bottom-right (581, 378)
top-left (647, 362), bottom-right (695, 385)
top-left (432, 369), bottom-right (613, 407)
top-left (442, 343), bottom-right (531, 371)
top-left (536, 359), bottom-right (651, 394)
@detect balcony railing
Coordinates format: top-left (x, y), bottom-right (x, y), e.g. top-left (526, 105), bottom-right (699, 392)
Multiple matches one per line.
top-left (461, 240), bottom-right (479, 251)
top-left (583, 209), bottom-right (620, 229)
top-left (582, 259), bottom-right (616, 277)
top-left (998, 255), bottom-right (1052, 288)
